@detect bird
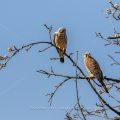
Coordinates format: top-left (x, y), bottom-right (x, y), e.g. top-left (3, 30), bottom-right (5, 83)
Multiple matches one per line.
top-left (83, 52), bottom-right (109, 93)
top-left (52, 27), bottom-right (67, 63)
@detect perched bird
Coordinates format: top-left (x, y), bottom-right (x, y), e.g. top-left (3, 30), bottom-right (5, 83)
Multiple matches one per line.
top-left (83, 52), bottom-right (108, 93)
top-left (52, 27), bottom-right (67, 63)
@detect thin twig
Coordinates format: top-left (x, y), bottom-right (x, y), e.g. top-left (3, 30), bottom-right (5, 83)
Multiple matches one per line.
top-left (75, 51), bottom-right (86, 120)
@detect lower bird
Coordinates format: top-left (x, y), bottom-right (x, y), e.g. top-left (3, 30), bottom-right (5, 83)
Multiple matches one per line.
top-left (83, 52), bottom-right (109, 93)
top-left (52, 27), bottom-right (67, 63)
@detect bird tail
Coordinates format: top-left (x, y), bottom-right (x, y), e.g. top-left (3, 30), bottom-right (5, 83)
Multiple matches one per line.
top-left (57, 49), bottom-right (65, 63)
top-left (97, 72), bottom-right (109, 93)
top-left (102, 81), bottom-right (109, 93)
top-left (60, 57), bottom-right (64, 63)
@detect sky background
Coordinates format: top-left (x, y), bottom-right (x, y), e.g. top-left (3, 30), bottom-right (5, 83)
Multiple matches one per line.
top-left (0, 0), bottom-right (120, 120)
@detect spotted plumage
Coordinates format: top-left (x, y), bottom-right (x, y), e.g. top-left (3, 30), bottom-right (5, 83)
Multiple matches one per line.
top-left (83, 52), bottom-right (108, 93)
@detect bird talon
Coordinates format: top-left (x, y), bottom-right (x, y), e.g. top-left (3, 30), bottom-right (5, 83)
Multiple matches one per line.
top-left (57, 47), bottom-right (63, 51)
top-left (87, 75), bottom-right (95, 80)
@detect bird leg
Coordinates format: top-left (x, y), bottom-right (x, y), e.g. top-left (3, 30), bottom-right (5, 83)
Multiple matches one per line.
top-left (57, 46), bottom-right (61, 50)
top-left (57, 46), bottom-right (64, 53)
top-left (87, 74), bottom-right (95, 80)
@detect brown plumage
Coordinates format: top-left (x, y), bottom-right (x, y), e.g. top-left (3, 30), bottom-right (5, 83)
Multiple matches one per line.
top-left (52, 27), bottom-right (67, 63)
top-left (83, 52), bottom-right (108, 93)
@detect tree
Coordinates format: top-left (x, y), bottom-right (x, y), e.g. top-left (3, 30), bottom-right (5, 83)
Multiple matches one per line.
top-left (0, 1), bottom-right (120, 120)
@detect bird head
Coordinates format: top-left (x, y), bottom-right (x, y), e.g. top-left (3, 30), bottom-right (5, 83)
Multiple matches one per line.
top-left (58, 27), bottom-right (66, 33)
top-left (84, 52), bottom-right (91, 58)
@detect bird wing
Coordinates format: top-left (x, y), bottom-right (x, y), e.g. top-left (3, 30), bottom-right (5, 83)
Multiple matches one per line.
top-left (52, 32), bottom-right (57, 46)
top-left (85, 56), bottom-right (103, 80)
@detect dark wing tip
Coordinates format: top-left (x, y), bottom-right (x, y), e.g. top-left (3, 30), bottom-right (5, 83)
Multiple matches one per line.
top-left (60, 57), bottom-right (64, 63)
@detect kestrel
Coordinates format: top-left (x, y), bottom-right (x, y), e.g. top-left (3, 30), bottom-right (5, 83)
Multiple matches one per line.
top-left (52, 27), bottom-right (67, 63)
top-left (83, 52), bottom-right (108, 93)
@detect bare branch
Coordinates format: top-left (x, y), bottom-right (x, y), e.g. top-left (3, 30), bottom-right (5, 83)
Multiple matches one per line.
top-left (46, 78), bottom-right (70, 106)
top-left (108, 55), bottom-right (120, 66)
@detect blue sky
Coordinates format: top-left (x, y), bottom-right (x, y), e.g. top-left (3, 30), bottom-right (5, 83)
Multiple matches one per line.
top-left (0, 0), bottom-right (120, 120)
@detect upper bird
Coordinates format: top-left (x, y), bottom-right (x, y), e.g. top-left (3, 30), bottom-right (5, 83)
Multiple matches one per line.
top-left (83, 52), bottom-right (109, 93)
top-left (52, 27), bottom-right (67, 63)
